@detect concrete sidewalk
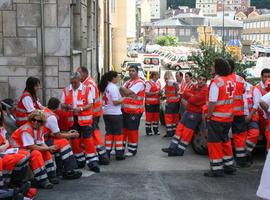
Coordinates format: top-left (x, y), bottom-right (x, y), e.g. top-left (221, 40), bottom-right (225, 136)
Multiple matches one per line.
top-left (37, 117), bottom-right (265, 200)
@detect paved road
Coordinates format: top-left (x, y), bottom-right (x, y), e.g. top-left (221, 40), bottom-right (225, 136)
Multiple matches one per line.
top-left (37, 117), bottom-right (265, 200)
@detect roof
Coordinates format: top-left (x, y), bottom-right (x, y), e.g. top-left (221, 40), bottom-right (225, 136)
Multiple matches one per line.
top-left (143, 16), bottom-right (243, 28)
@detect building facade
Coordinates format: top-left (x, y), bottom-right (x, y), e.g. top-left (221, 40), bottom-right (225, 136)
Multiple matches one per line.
top-left (196, 0), bottom-right (218, 17)
top-left (0, 0), bottom-right (110, 102)
top-left (142, 15), bottom-right (243, 44)
top-left (242, 14), bottom-right (270, 45)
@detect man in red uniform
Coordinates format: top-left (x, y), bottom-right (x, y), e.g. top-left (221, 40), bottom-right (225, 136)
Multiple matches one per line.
top-left (204, 58), bottom-right (236, 177)
top-left (120, 65), bottom-right (145, 157)
top-left (77, 67), bottom-right (109, 165)
top-left (44, 97), bottom-right (82, 179)
top-left (11, 110), bottom-right (58, 189)
top-left (61, 72), bottom-right (100, 172)
top-left (162, 74), bottom-right (208, 156)
top-left (257, 69), bottom-right (270, 145)
top-left (228, 59), bottom-right (250, 167)
top-left (145, 72), bottom-right (161, 136)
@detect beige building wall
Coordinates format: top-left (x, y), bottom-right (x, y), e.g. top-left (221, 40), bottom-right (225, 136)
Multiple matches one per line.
top-left (111, 0), bottom-right (128, 72)
top-left (126, 0), bottom-right (137, 43)
top-left (141, 0), bottom-right (151, 23)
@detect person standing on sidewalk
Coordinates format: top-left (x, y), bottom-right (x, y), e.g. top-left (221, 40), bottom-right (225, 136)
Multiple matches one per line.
top-left (145, 71), bottom-right (161, 136)
top-left (120, 65), bottom-right (145, 157)
top-left (204, 58), bottom-right (236, 177)
top-left (77, 67), bottom-right (109, 165)
top-left (161, 74), bottom-right (208, 156)
top-left (99, 71), bottom-right (125, 160)
top-left (15, 77), bottom-right (44, 126)
top-left (228, 59), bottom-right (250, 168)
top-left (163, 71), bottom-right (180, 137)
top-left (61, 72), bottom-right (100, 172)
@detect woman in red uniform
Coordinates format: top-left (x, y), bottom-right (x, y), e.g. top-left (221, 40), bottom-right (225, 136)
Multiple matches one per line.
top-left (163, 71), bottom-right (180, 137)
top-left (99, 71), bottom-right (125, 160)
top-left (145, 72), bottom-right (161, 136)
top-left (15, 77), bottom-right (43, 126)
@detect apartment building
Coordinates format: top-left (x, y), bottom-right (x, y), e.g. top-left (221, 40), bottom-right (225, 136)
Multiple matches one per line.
top-left (196, 0), bottom-right (218, 16)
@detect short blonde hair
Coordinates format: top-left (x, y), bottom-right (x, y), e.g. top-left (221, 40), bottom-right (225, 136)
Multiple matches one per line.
top-left (28, 110), bottom-right (46, 125)
top-left (164, 71), bottom-right (174, 81)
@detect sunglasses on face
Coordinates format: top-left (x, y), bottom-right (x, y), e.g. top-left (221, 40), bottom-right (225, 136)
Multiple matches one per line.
top-left (31, 118), bottom-right (43, 123)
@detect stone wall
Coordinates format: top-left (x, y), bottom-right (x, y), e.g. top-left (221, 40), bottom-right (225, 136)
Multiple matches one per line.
top-left (0, 0), bottom-right (100, 104)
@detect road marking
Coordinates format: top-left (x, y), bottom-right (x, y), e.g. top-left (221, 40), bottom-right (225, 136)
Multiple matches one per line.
top-left (80, 169), bottom-right (96, 177)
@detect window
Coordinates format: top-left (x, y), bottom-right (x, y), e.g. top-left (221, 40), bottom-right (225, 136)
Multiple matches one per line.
top-left (111, 0), bottom-right (116, 13)
top-left (185, 29), bottom-right (191, 36)
top-left (179, 29), bottom-right (185, 36)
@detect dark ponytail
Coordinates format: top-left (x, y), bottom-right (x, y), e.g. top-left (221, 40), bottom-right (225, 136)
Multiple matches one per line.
top-left (98, 71), bottom-right (118, 93)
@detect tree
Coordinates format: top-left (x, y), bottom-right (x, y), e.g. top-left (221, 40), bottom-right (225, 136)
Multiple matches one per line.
top-left (155, 35), bottom-right (178, 46)
top-left (188, 44), bottom-right (250, 79)
top-left (167, 0), bottom-right (195, 8)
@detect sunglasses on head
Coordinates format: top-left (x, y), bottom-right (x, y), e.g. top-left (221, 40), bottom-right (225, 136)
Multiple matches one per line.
top-left (31, 118), bottom-right (43, 123)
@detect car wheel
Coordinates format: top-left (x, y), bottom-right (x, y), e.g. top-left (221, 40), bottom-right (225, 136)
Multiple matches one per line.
top-left (175, 65), bottom-right (181, 71)
top-left (191, 124), bottom-right (208, 155)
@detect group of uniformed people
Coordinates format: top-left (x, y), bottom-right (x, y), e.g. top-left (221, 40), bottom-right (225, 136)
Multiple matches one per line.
top-left (1, 60), bottom-right (270, 199)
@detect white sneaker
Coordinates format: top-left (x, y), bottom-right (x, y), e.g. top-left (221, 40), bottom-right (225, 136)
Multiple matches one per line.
top-left (110, 150), bottom-right (116, 155)
top-left (124, 152), bottom-right (134, 157)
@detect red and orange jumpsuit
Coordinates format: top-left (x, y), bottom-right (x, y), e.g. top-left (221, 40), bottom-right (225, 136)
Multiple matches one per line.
top-left (62, 84), bottom-right (99, 169)
top-left (164, 80), bottom-right (180, 137)
top-left (43, 108), bottom-right (78, 171)
top-left (244, 84), bottom-right (260, 155)
top-left (207, 75), bottom-right (235, 174)
top-left (11, 123), bottom-right (54, 184)
top-left (122, 78), bottom-right (145, 155)
top-left (168, 84), bottom-right (208, 155)
top-left (230, 73), bottom-right (248, 164)
top-left (15, 91), bottom-right (42, 126)
top-left (83, 76), bottom-right (108, 162)
top-left (145, 79), bottom-right (161, 135)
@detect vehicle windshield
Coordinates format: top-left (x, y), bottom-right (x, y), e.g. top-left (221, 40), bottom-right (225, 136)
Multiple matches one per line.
top-left (143, 58), bottom-right (159, 65)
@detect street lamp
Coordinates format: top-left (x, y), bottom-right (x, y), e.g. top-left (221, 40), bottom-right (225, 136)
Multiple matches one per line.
top-left (222, 0), bottom-right (225, 53)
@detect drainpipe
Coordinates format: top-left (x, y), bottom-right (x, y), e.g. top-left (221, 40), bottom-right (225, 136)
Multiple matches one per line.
top-left (40, 0), bottom-right (46, 104)
top-left (96, 0), bottom-right (100, 81)
top-left (106, 0), bottom-right (110, 72)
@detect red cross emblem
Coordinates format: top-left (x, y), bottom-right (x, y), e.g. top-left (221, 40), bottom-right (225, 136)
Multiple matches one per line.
top-left (226, 81), bottom-right (235, 98)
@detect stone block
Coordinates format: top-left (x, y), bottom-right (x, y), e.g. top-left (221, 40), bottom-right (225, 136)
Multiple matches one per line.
top-left (26, 57), bottom-right (42, 66)
top-left (4, 38), bottom-right (37, 56)
top-left (0, 66), bottom-right (27, 76)
top-left (0, 12), bottom-right (2, 33)
top-left (45, 28), bottom-right (70, 56)
top-left (9, 77), bottom-right (27, 100)
top-left (45, 66), bottom-right (58, 76)
top-left (59, 57), bottom-right (70, 71)
top-left (3, 11), bottom-right (16, 37)
top-left (0, 0), bottom-right (12, 10)
top-left (17, 4), bottom-right (41, 27)
top-left (58, 0), bottom-right (71, 27)
top-left (44, 4), bottom-right (57, 27)
top-left (36, 28), bottom-right (42, 55)
top-left (0, 82), bottom-right (9, 100)
top-left (59, 71), bottom-right (70, 88)
top-left (45, 57), bottom-right (58, 65)
top-left (26, 66), bottom-right (41, 76)
top-left (0, 57), bottom-right (27, 65)
top-left (0, 39), bottom-right (3, 56)
top-left (50, 88), bottom-right (62, 99)
top-left (13, 0), bottom-right (29, 3)
top-left (17, 28), bottom-right (37, 37)
top-left (45, 0), bottom-right (57, 3)
top-left (0, 77), bottom-right (8, 82)
top-left (45, 76), bottom-right (58, 88)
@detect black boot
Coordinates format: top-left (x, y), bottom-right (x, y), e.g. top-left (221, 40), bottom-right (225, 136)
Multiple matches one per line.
top-left (62, 170), bottom-right (82, 180)
top-left (224, 165), bottom-right (236, 175)
top-left (236, 157), bottom-right (251, 168)
top-left (88, 162), bottom-right (100, 173)
top-left (99, 155), bottom-right (110, 165)
top-left (168, 149), bottom-right (184, 157)
top-left (161, 147), bottom-right (172, 153)
top-left (204, 170), bottom-right (224, 177)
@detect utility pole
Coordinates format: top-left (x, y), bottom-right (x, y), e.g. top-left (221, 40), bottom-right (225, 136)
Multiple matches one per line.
top-left (222, 0), bottom-right (225, 54)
